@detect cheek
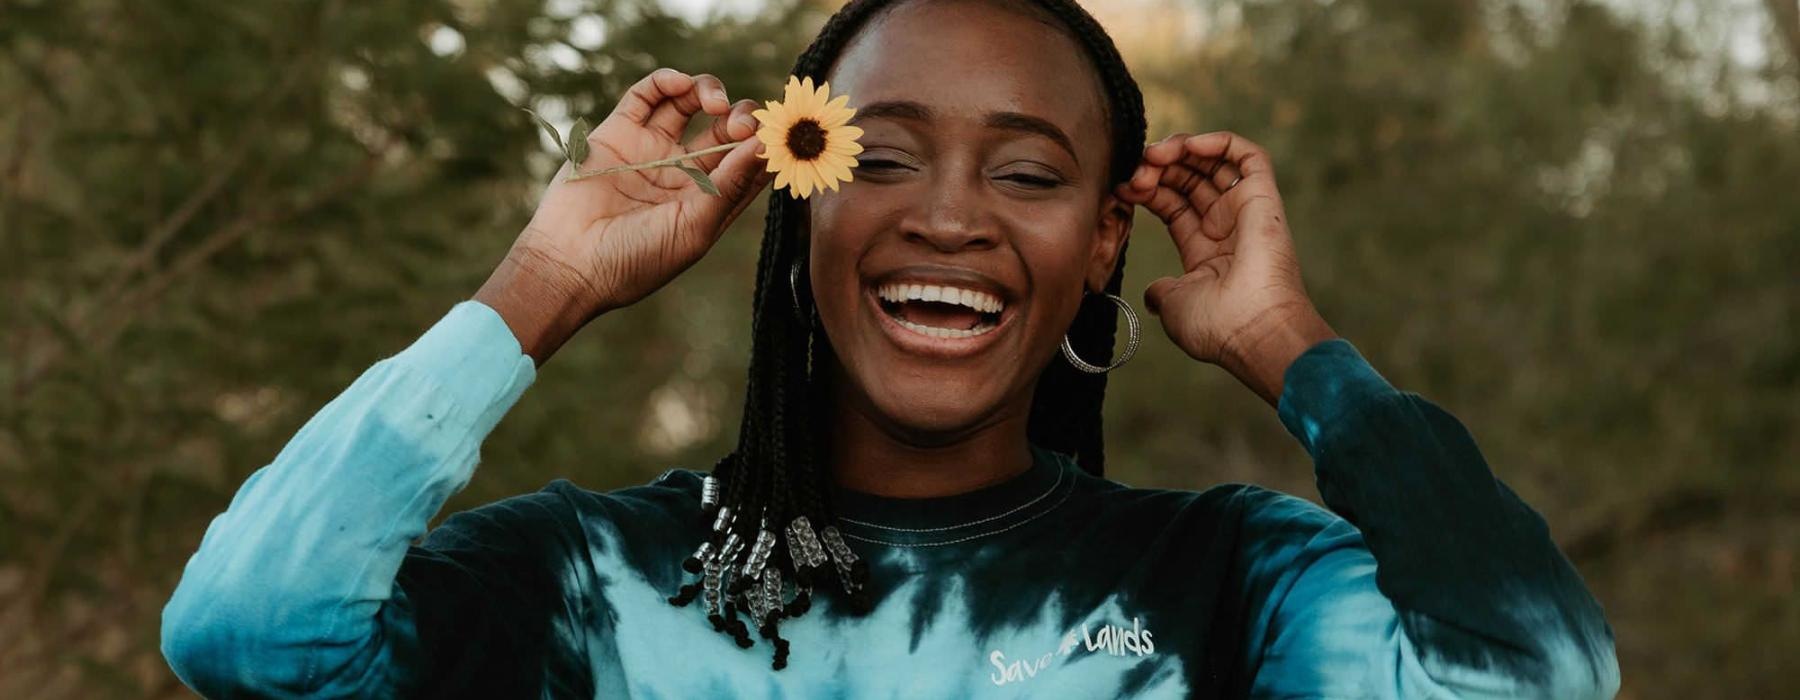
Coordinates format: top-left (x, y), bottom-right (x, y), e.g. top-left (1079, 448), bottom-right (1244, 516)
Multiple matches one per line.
top-left (806, 204), bottom-right (873, 330)
top-left (1013, 212), bottom-right (1098, 305)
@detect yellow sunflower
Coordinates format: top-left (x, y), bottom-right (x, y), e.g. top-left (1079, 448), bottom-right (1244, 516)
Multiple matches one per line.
top-left (752, 76), bottom-right (863, 199)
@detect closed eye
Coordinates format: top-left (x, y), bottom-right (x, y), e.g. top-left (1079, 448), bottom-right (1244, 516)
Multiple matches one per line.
top-left (999, 173), bottom-right (1062, 188)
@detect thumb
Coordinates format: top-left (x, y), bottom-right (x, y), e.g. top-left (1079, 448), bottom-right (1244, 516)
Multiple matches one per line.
top-left (707, 137), bottom-right (773, 214)
top-left (1144, 276), bottom-right (1180, 316)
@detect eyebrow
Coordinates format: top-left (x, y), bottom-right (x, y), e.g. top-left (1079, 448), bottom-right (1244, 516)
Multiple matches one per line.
top-left (850, 99), bottom-right (1079, 163)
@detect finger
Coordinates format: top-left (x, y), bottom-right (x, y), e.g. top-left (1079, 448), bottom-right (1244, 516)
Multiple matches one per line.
top-left (1180, 135), bottom-right (1276, 242)
top-left (1115, 180), bottom-right (1149, 205)
top-left (1115, 166), bottom-right (1163, 204)
top-left (706, 136), bottom-right (774, 214)
top-left (643, 72), bottom-right (731, 142)
top-left (1142, 133), bottom-right (1196, 167)
top-left (688, 99), bottom-right (760, 172)
top-left (1154, 162), bottom-right (1241, 242)
top-left (1202, 155), bottom-right (1245, 193)
top-left (609, 68), bottom-right (693, 127)
top-left (1155, 163), bottom-right (1245, 242)
top-left (1159, 161), bottom-right (1221, 206)
top-left (1139, 181), bottom-right (1200, 238)
top-left (1123, 161), bottom-right (1161, 198)
top-left (1198, 193), bottom-right (1242, 242)
top-left (691, 74), bottom-right (732, 115)
top-left (1140, 184), bottom-right (1229, 265)
top-left (1144, 276), bottom-right (1181, 316)
top-left (1183, 131), bottom-right (1274, 180)
top-left (1125, 132), bottom-right (1221, 196)
top-left (1202, 158), bottom-right (1245, 196)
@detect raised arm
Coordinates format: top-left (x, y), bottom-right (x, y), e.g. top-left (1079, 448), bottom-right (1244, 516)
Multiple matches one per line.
top-left (161, 68), bottom-right (774, 696)
top-left (1236, 340), bottom-right (1619, 697)
top-left (1117, 131), bottom-right (1618, 697)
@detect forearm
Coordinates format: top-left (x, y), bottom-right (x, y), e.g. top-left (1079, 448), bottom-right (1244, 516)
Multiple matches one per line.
top-left (1276, 339), bottom-right (1618, 695)
top-left (161, 301), bottom-right (535, 696)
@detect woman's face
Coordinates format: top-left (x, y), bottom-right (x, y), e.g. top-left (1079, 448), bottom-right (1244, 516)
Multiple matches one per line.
top-left (809, 0), bottom-right (1132, 443)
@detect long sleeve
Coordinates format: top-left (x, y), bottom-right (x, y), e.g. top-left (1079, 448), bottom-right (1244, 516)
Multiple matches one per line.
top-left (1240, 339), bottom-right (1620, 698)
top-left (160, 301), bottom-right (537, 697)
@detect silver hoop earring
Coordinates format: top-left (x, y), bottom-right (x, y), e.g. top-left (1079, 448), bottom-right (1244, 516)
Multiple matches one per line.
top-left (1060, 292), bottom-right (1140, 374)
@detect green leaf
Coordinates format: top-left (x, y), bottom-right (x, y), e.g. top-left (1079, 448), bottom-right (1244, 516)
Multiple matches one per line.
top-left (677, 164), bottom-right (720, 195)
top-left (567, 118), bottom-right (591, 166)
top-left (523, 108), bottom-right (563, 152)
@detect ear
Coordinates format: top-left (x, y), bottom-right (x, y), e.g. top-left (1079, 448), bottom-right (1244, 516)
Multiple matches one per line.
top-left (1084, 191), bottom-right (1134, 292)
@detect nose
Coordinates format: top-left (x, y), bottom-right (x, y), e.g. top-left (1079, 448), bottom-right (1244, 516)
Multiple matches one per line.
top-left (902, 171), bottom-right (998, 253)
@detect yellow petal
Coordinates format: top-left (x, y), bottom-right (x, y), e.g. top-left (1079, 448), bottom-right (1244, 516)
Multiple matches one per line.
top-left (795, 164), bottom-right (817, 198)
top-left (788, 166), bottom-right (808, 198)
top-left (784, 76), bottom-right (808, 108)
top-left (756, 126), bottom-right (787, 151)
top-left (825, 151), bottom-right (859, 173)
top-left (821, 158), bottom-right (854, 187)
top-left (819, 96), bottom-right (854, 127)
top-left (820, 109), bottom-right (853, 129)
top-left (824, 137), bottom-right (863, 156)
top-left (774, 166), bottom-right (792, 191)
top-left (834, 125), bottom-right (864, 142)
top-left (762, 100), bottom-right (792, 128)
top-left (751, 107), bottom-right (785, 130)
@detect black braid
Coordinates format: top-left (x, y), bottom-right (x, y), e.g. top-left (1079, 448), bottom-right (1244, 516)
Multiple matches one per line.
top-left (671, 0), bottom-right (1148, 669)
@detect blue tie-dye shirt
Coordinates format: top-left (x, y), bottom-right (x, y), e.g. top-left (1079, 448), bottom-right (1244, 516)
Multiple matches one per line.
top-left (161, 301), bottom-right (1620, 698)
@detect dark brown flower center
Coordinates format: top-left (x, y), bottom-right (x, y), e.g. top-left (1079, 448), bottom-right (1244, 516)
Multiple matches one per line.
top-left (785, 119), bottom-right (828, 161)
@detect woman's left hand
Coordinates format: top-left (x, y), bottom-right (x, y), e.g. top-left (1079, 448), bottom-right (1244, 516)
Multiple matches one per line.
top-left (1115, 131), bottom-right (1337, 405)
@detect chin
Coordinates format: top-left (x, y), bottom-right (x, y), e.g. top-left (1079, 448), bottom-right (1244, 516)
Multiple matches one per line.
top-left (856, 370), bottom-right (1017, 441)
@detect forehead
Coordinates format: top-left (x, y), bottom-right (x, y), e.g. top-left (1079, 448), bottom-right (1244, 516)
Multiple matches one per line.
top-left (824, 0), bottom-right (1109, 153)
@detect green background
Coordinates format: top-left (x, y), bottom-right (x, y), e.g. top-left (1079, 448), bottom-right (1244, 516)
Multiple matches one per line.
top-left (2, 0), bottom-right (1795, 696)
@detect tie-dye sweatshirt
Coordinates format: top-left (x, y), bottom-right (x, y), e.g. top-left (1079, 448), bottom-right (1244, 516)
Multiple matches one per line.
top-left (161, 301), bottom-right (1619, 698)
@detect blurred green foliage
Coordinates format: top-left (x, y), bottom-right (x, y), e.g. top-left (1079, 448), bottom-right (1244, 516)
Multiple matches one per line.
top-left (1, 0), bottom-right (1794, 696)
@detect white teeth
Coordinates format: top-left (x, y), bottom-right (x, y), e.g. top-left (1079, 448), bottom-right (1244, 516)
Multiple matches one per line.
top-left (894, 317), bottom-right (998, 339)
top-left (875, 282), bottom-right (1005, 317)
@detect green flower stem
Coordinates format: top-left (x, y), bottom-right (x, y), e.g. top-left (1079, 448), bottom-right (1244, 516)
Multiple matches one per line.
top-left (566, 140), bottom-right (749, 182)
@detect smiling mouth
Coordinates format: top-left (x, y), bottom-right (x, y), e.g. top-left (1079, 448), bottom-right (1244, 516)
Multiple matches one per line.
top-left (875, 282), bottom-right (1005, 338)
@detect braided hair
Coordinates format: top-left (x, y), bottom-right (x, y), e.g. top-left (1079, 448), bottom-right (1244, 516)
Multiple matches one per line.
top-left (667, 0), bottom-right (1148, 670)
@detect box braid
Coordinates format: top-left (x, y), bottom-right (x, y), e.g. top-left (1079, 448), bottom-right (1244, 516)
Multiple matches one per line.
top-left (668, 0), bottom-right (1147, 671)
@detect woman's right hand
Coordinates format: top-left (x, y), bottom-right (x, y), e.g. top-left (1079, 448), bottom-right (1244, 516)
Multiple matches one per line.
top-left (476, 68), bottom-right (774, 364)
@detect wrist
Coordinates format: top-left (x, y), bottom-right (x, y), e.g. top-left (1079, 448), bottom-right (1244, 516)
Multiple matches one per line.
top-left (473, 246), bottom-right (597, 366)
top-left (1220, 303), bottom-right (1337, 407)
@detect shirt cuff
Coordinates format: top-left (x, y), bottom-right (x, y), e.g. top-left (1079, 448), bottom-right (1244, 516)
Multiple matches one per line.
top-left (387, 300), bottom-right (537, 438)
top-left (1276, 338), bottom-right (1400, 457)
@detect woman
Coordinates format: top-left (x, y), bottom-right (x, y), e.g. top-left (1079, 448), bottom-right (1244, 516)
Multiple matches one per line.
top-left (161, 0), bottom-right (1620, 697)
